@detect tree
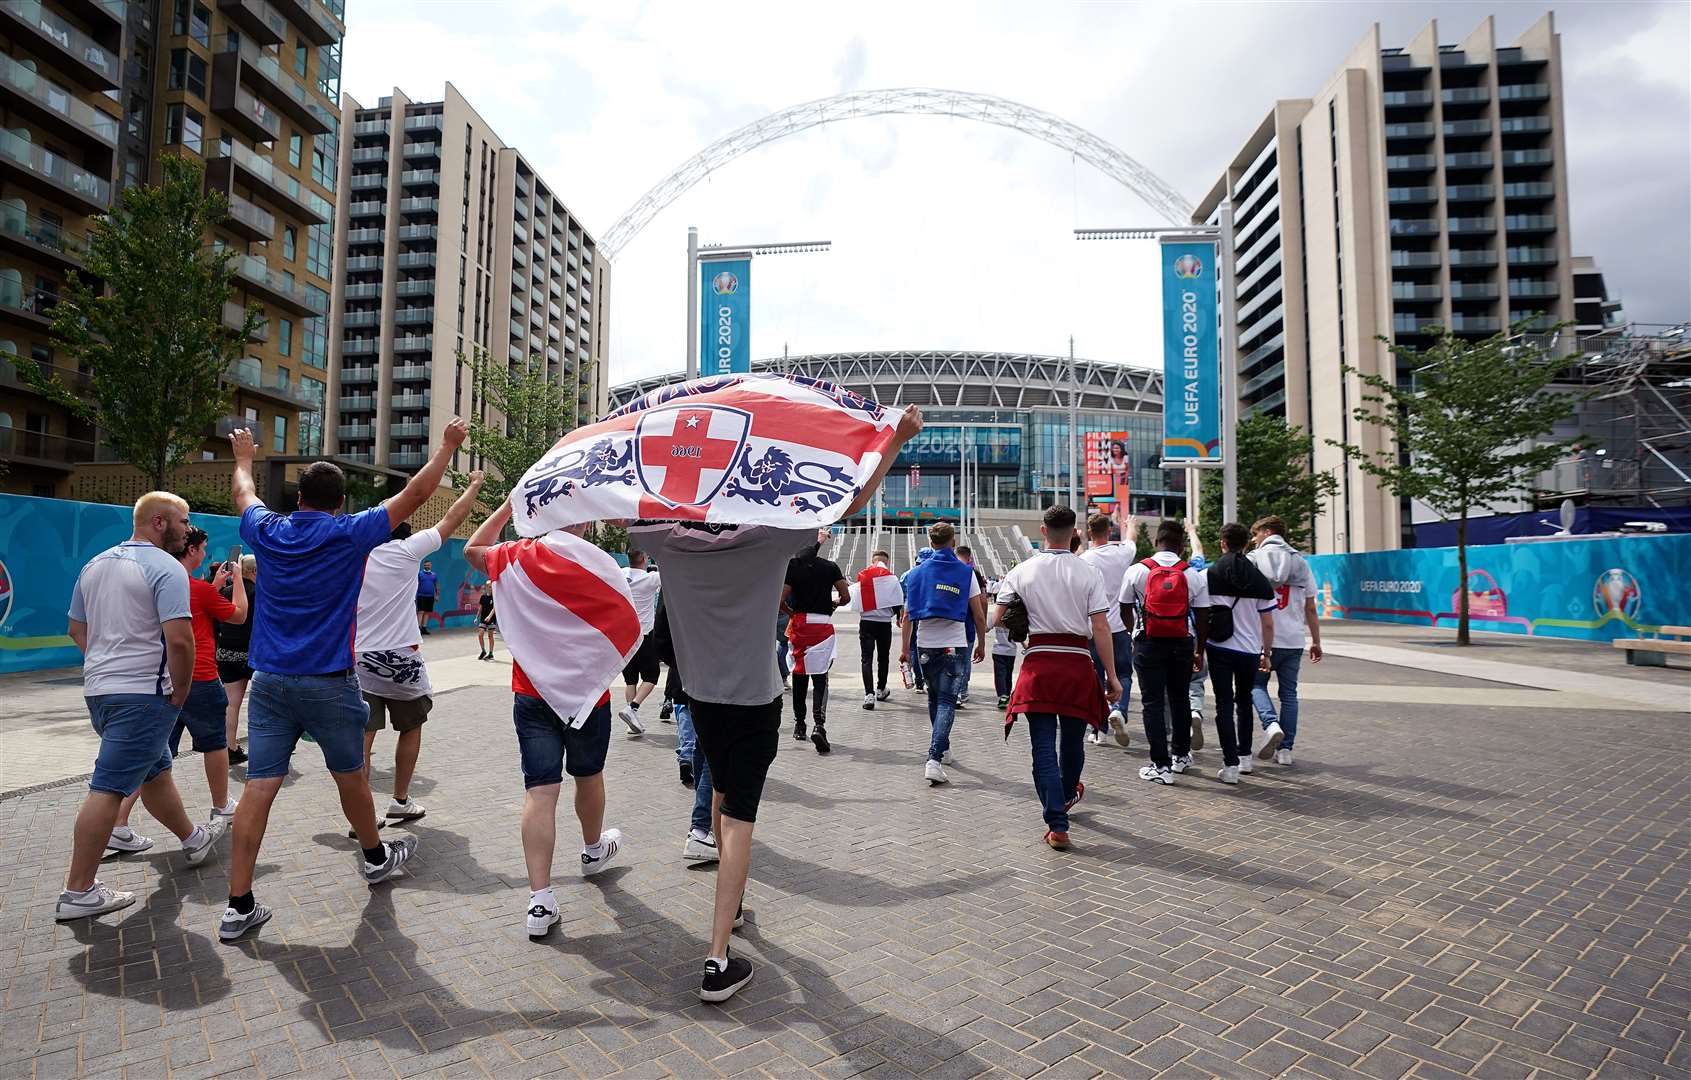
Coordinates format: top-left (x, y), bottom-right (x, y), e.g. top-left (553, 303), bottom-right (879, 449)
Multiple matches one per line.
top-left (586, 522), bottom-right (628, 556)
top-left (1197, 412), bottom-right (1339, 555)
top-left (1330, 323), bottom-right (1584, 645)
top-left (22, 155), bottom-right (261, 489)
top-left (450, 347), bottom-right (577, 520)
top-left (1133, 521), bottom-right (1154, 560)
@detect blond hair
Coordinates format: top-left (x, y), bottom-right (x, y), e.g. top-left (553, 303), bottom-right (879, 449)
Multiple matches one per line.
top-left (133, 491), bottom-right (189, 531)
top-left (240, 554), bottom-right (257, 577)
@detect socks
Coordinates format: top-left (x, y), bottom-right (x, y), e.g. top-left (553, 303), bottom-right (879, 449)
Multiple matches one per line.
top-left (530, 886), bottom-right (556, 911)
top-left (182, 826), bottom-right (207, 849)
top-left (363, 844), bottom-right (388, 866)
top-left (111, 826), bottom-right (133, 840)
top-left (706, 955), bottom-right (727, 970)
top-left (582, 836), bottom-right (608, 859)
top-left (227, 891), bottom-right (255, 914)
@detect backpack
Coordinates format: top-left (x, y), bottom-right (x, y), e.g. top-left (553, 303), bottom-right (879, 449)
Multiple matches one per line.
top-left (1141, 558), bottom-right (1192, 639)
top-left (999, 596), bottom-right (1031, 643)
top-left (1207, 596), bottom-right (1238, 644)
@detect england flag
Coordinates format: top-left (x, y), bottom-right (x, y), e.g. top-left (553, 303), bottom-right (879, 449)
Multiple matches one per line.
top-left (483, 531), bottom-right (641, 727)
top-left (850, 565), bottom-right (904, 613)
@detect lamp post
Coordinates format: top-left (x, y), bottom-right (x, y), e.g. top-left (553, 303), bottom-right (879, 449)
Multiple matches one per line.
top-left (1075, 203), bottom-right (1240, 526)
top-left (684, 229), bottom-right (831, 379)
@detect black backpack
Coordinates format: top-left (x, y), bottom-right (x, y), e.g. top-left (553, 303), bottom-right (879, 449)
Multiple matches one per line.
top-left (1207, 596), bottom-right (1239, 643)
top-left (999, 596), bottom-right (1031, 643)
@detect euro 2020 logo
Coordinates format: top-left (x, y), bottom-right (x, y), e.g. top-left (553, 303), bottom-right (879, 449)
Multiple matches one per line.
top-left (711, 271), bottom-right (739, 296)
top-left (1173, 254), bottom-right (1204, 279)
top-left (0, 556), bottom-right (11, 628)
top-left (1592, 567), bottom-right (1641, 620)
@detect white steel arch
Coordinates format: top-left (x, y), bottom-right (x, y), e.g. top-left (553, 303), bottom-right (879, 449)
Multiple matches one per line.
top-left (601, 88), bottom-right (1194, 258)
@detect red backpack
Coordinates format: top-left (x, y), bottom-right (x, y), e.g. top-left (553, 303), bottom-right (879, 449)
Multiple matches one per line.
top-left (1141, 558), bottom-right (1192, 638)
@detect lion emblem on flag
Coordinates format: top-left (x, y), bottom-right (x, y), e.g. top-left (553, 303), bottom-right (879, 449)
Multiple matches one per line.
top-left (519, 438), bottom-right (636, 518)
top-left (725, 446), bottom-right (856, 513)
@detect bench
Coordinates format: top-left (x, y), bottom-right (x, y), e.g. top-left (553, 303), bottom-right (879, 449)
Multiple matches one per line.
top-left (1613, 625), bottom-right (1691, 666)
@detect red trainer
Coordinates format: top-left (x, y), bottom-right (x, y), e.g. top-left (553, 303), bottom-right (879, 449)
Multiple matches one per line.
top-left (1044, 831), bottom-right (1071, 850)
top-left (1064, 780), bottom-right (1086, 812)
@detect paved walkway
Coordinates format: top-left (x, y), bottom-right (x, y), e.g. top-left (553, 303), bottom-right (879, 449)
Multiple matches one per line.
top-left (1, 622), bottom-right (1686, 1078)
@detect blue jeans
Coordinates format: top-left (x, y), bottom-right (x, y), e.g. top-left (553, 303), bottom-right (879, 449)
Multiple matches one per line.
top-left (512, 696), bottom-right (612, 787)
top-left (676, 696), bottom-right (697, 765)
top-left (919, 648), bottom-right (963, 761)
top-left (1252, 646), bottom-right (1303, 748)
top-left (674, 701), bottom-right (715, 835)
top-left (1025, 713), bottom-right (1087, 833)
top-left (170, 678), bottom-right (230, 755)
top-left (247, 671), bottom-right (368, 779)
top-left (86, 694), bottom-right (179, 796)
top-left (992, 653), bottom-right (1015, 698)
top-left (1090, 629), bottom-right (1133, 713)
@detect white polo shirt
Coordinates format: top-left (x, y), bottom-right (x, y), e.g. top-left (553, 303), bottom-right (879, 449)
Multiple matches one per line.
top-left (994, 549), bottom-right (1109, 638)
top-left (1079, 542), bottom-right (1137, 634)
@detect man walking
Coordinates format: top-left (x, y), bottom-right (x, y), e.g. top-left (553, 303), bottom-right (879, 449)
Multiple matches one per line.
top-left (652, 593), bottom-right (718, 858)
top-left (1205, 523), bottom-right (1277, 781)
top-left (1248, 516), bottom-right (1319, 765)
top-left (353, 472), bottom-right (485, 829)
top-left (217, 555), bottom-right (258, 766)
top-left (1118, 520), bottom-right (1212, 786)
top-left (1079, 513), bottom-right (1135, 748)
top-left (634, 405), bottom-right (920, 1003)
top-left (854, 551), bottom-right (900, 709)
top-left (954, 546), bottom-right (989, 706)
top-left (170, 527), bottom-right (246, 822)
top-left (217, 422), bottom-right (465, 941)
top-left (617, 550), bottom-right (662, 735)
top-left (783, 533), bottom-right (849, 753)
top-left (899, 522), bottom-right (986, 786)
top-left (55, 493), bottom-right (228, 921)
top-left (415, 560), bottom-right (439, 635)
top-left (993, 505), bottom-right (1119, 850)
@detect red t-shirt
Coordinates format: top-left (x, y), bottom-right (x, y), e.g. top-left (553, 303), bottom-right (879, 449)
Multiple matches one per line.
top-left (188, 576), bottom-right (239, 683)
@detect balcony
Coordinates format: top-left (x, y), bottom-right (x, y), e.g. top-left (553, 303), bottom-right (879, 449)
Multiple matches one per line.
top-left (389, 450), bottom-right (424, 467)
top-left (345, 226), bottom-right (384, 245)
top-left (1509, 279), bottom-right (1559, 299)
top-left (402, 141), bottom-right (439, 160)
top-left (1391, 283), bottom-right (1441, 301)
top-left (349, 173), bottom-right (385, 191)
top-left (223, 191), bottom-right (276, 242)
top-left (0, 53), bottom-right (118, 151)
top-left (1448, 248), bottom-right (1499, 267)
top-left (1444, 152), bottom-right (1492, 170)
top-left (1449, 315), bottom-right (1501, 334)
top-left (403, 113), bottom-right (442, 132)
top-left (0, 280), bottom-right (58, 328)
top-left (507, 341), bottom-right (524, 363)
top-left (347, 199), bottom-right (384, 218)
top-left (217, 0), bottom-right (286, 45)
top-left (1504, 214), bottom-right (1556, 233)
top-left (0, 204), bottom-right (90, 272)
top-left (396, 252), bottom-right (435, 270)
top-left (1383, 122), bottom-right (1433, 140)
top-left (349, 146), bottom-right (386, 165)
top-left (351, 118), bottom-right (389, 136)
top-left (341, 310), bottom-right (378, 328)
top-left (1382, 90), bottom-right (1433, 108)
top-left (1441, 87), bottom-right (1490, 106)
top-left (1497, 83), bottom-right (1550, 102)
top-left (344, 254), bottom-right (382, 272)
top-left (1502, 149), bottom-right (1553, 168)
top-left (0, 1), bottom-right (120, 90)
top-left (340, 449), bottom-right (373, 463)
top-left (397, 197), bottom-right (438, 215)
top-left (216, 35), bottom-right (332, 134)
top-left (391, 391), bottom-right (431, 410)
top-left (340, 338), bottom-right (377, 355)
top-left (1442, 119), bottom-right (1491, 138)
top-left (1389, 218), bottom-right (1438, 237)
top-left (1447, 217), bottom-right (1496, 235)
top-left (338, 393), bottom-right (374, 410)
top-left (392, 363), bottom-right (430, 381)
top-left (395, 279), bottom-right (433, 297)
top-left (231, 255), bottom-right (316, 315)
top-left (0, 425), bottom-right (94, 470)
top-left (1499, 116), bottom-right (1552, 136)
top-left (400, 169), bottom-right (439, 188)
top-left (1506, 247), bottom-right (1558, 266)
top-left (0, 132), bottom-right (109, 213)
top-left (1445, 184), bottom-right (1494, 202)
top-left (221, 300), bottom-right (266, 341)
top-left (390, 421), bottom-right (427, 438)
top-left (337, 423), bottom-right (372, 439)
top-left (1393, 314), bottom-right (1438, 335)
top-left (270, 0), bottom-right (342, 45)
top-left (338, 366), bottom-right (376, 384)
top-left (210, 76), bottom-right (282, 143)
top-left (393, 334), bottom-right (431, 353)
top-left (225, 356), bottom-right (316, 410)
top-left (1502, 181), bottom-right (1555, 200)
top-left (393, 306), bottom-right (431, 326)
top-left (1448, 282), bottom-right (1500, 300)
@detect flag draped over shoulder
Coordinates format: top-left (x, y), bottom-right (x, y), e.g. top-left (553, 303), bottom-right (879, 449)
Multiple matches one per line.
top-left (484, 531), bottom-right (641, 727)
top-left (508, 374), bottom-right (897, 536)
top-left (851, 565), bottom-right (904, 612)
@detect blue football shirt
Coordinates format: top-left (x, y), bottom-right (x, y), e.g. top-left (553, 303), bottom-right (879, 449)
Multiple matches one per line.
top-left (240, 504), bottom-right (393, 675)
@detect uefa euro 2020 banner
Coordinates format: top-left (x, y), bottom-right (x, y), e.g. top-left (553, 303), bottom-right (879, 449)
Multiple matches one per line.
top-left (1159, 239), bottom-right (1220, 462)
top-left (700, 255), bottom-right (750, 375)
top-left (1307, 534), bottom-right (1691, 643)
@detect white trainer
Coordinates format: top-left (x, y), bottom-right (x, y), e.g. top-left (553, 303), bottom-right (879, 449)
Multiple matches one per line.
top-left (105, 827), bottom-right (153, 854)
top-left (1237, 757), bottom-right (1254, 774)
top-left (924, 759), bottom-right (948, 786)
top-left (526, 900), bottom-right (559, 937)
top-left (862, 693), bottom-right (875, 710)
top-left (581, 828), bottom-right (623, 876)
top-left (1138, 765), bottom-right (1175, 785)
top-left (1108, 709), bottom-right (1130, 748)
top-left (1257, 721), bottom-right (1285, 760)
top-left (386, 798), bottom-right (426, 820)
top-left (55, 881), bottom-right (135, 921)
top-left (1170, 754), bottom-right (1193, 774)
top-left (941, 751), bottom-right (957, 766)
top-left (683, 830), bottom-right (719, 864)
top-left (1275, 748), bottom-right (1294, 766)
top-left (183, 817), bottom-right (229, 866)
top-left (211, 800), bottom-right (238, 823)
top-left (1190, 712), bottom-right (1205, 751)
top-left (1218, 765), bottom-right (1240, 785)
top-left (617, 704), bottom-right (644, 736)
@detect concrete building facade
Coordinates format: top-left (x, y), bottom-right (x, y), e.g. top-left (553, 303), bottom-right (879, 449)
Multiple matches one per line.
top-left (328, 83), bottom-right (609, 476)
top-left (1195, 12), bottom-right (1576, 553)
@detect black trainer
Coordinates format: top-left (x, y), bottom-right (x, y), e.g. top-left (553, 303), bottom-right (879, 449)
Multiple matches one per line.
top-left (792, 720), bottom-right (807, 741)
top-left (679, 761), bottom-right (694, 788)
top-left (812, 728), bottom-right (830, 755)
top-left (698, 954), bottom-right (753, 1002)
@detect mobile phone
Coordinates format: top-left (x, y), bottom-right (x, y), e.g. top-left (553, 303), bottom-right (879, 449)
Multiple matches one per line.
top-left (227, 544), bottom-right (243, 565)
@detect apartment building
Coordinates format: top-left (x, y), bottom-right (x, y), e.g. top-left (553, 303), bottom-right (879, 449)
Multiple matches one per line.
top-left (1193, 12), bottom-right (1576, 552)
top-left (1, 0), bottom-right (343, 501)
top-left (328, 83), bottom-right (609, 475)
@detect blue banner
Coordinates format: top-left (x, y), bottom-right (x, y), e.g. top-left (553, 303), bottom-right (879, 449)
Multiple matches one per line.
top-left (700, 256), bottom-right (751, 375)
top-left (1306, 534), bottom-right (1691, 642)
top-left (1159, 239), bottom-right (1220, 461)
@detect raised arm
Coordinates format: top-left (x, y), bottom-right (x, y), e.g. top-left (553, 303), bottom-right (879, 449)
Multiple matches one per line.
top-left (841, 406), bottom-right (923, 518)
top-left (463, 500), bottom-right (511, 574)
top-left (228, 429), bottom-right (262, 513)
top-left (214, 560), bottom-right (248, 626)
top-left (386, 417), bottom-right (469, 530)
top-left (434, 470), bottom-right (484, 539)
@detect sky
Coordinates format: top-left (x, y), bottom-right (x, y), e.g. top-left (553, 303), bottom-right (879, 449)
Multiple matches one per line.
top-left (340, 1), bottom-right (1691, 390)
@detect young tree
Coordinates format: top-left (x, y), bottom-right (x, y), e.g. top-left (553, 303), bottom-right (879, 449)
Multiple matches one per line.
top-left (450, 347), bottom-right (579, 519)
top-left (1197, 412), bottom-right (1339, 554)
top-left (1331, 323), bottom-right (1584, 644)
top-left (1133, 520), bottom-right (1154, 560)
top-left (22, 155), bottom-right (262, 489)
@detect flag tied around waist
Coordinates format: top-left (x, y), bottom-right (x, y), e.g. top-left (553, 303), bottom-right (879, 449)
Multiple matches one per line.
top-left (851, 565), bottom-right (904, 612)
top-left (484, 531), bottom-right (641, 727)
top-left (508, 374), bottom-right (898, 536)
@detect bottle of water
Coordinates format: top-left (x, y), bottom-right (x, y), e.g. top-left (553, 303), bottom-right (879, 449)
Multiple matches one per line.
top-left (899, 659), bottom-right (914, 689)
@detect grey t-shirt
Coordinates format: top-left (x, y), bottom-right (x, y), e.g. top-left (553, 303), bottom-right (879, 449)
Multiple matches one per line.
top-left (68, 540), bottom-right (191, 697)
top-left (630, 523), bottom-right (814, 706)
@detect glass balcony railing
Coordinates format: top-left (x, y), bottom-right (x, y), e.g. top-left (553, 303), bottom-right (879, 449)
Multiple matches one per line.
top-left (337, 423), bottom-right (372, 439)
top-left (1382, 90), bottom-right (1433, 108)
top-left (1389, 218), bottom-right (1438, 236)
top-left (341, 311), bottom-right (378, 327)
top-left (344, 255), bottom-right (382, 271)
top-left (398, 197), bottom-right (437, 214)
top-left (1509, 279), bottom-right (1559, 299)
top-left (1447, 217), bottom-right (1496, 234)
top-left (1445, 152), bottom-right (1492, 169)
top-left (389, 450), bottom-right (425, 467)
top-left (1502, 181), bottom-right (1554, 199)
top-left (392, 363), bottom-right (429, 380)
top-left (1449, 315), bottom-right (1501, 333)
top-left (393, 334), bottom-right (431, 352)
top-left (1499, 116), bottom-right (1552, 135)
top-left (351, 118), bottom-right (389, 136)
top-left (338, 366), bottom-right (377, 384)
top-left (212, 138), bottom-right (332, 222)
top-left (219, 34), bottom-right (334, 129)
top-left (1448, 282), bottom-right (1500, 300)
top-left (0, 53), bottom-right (119, 144)
top-left (0, 131), bottom-right (110, 207)
top-left (1441, 87), bottom-right (1490, 105)
top-left (345, 227), bottom-right (383, 244)
top-left (1501, 149), bottom-right (1553, 167)
top-left (1506, 247), bottom-right (1558, 265)
top-left (0, 203), bottom-right (90, 261)
top-left (391, 391), bottom-right (430, 410)
top-left (1442, 119), bottom-right (1491, 137)
top-left (1391, 283), bottom-right (1441, 301)
top-left (403, 113), bottom-right (442, 131)
top-left (390, 421), bottom-right (427, 438)
top-left (1448, 248), bottom-right (1499, 267)
top-left (1445, 184), bottom-right (1494, 201)
top-left (394, 307), bottom-right (431, 325)
top-left (338, 393), bottom-right (374, 410)
top-left (397, 224), bottom-right (436, 242)
top-left (1497, 83), bottom-right (1550, 101)
top-left (1504, 214), bottom-right (1556, 232)
top-left (1383, 122), bottom-right (1433, 139)
top-left (0, 1), bottom-right (120, 87)
top-left (395, 279), bottom-right (433, 297)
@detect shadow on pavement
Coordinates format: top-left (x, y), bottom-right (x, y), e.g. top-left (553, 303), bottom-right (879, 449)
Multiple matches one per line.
top-left (67, 876), bottom-right (234, 1010)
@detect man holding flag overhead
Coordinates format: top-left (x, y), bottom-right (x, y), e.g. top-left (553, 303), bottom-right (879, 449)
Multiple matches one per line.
top-left (503, 373), bottom-right (922, 1003)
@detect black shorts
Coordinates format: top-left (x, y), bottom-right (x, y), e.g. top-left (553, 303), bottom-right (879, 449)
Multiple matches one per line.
top-left (415, 596), bottom-right (435, 613)
top-left (621, 634), bottom-right (660, 685)
top-left (217, 658), bottom-right (253, 684)
top-left (689, 696), bottom-right (781, 824)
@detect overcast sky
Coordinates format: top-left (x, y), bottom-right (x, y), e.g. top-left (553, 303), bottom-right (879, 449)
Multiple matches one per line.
top-left (341, 1), bottom-right (1691, 389)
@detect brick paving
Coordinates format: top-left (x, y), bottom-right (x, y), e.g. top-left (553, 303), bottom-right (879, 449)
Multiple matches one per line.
top-left (1, 628), bottom-right (1687, 1079)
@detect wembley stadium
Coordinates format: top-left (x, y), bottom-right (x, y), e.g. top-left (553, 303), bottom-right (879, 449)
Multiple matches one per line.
top-left (607, 350), bottom-right (1189, 534)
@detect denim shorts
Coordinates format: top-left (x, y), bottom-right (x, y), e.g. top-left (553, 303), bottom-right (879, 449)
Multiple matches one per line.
top-left (512, 695), bottom-right (611, 787)
top-left (87, 694), bottom-right (180, 796)
top-left (246, 670), bottom-right (369, 779)
top-left (169, 678), bottom-right (229, 755)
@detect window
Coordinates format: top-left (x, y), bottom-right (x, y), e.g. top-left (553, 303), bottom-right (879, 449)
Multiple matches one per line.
top-left (288, 133), bottom-right (303, 168)
top-left (293, 42), bottom-right (309, 78)
top-left (272, 415), bottom-right (286, 452)
top-left (168, 49), bottom-right (207, 99)
top-left (244, 406), bottom-right (259, 424)
top-left (173, 0), bottom-right (211, 47)
top-left (282, 226), bottom-right (296, 261)
top-left (299, 375), bottom-right (325, 453)
top-left (274, 366), bottom-right (290, 391)
top-left (278, 318), bottom-right (292, 357)
top-left (306, 224), bottom-right (332, 278)
top-left (164, 104), bottom-right (204, 154)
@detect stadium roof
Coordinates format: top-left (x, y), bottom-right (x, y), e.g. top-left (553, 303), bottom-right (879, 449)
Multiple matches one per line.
top-left (608, 350), bottom-right (1164, 413)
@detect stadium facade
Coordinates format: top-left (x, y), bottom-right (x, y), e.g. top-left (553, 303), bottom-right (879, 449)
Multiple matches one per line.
top-left (608, 350), bottom-right (1187, 524)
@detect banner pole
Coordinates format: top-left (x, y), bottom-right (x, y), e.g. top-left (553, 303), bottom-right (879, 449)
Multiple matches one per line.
top-left (685, 226), bottom-right (698, 380)
top-left (1219, 201), bottom-right (1240, 525)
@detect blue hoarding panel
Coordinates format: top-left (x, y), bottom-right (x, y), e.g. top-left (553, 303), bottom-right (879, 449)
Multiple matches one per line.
top-left (700, 256), bottom-right (751, 375)
top-left (1159, 240), bottom-right (1220, 461)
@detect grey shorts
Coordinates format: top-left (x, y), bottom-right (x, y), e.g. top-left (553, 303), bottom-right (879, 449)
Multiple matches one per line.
top-left (364, 693), bottom-right (432, 733)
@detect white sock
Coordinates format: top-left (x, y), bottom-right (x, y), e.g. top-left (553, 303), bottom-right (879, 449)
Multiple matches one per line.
top-left (688, 828), bottom-right (712, 843)
top-left (66, 883), bottom-right (96, 897)
top-left (182, 826), bottom-right (207, 849)
top-left (530, 886), bottom-right (555, 911)
top-left (706, 955), bottom-right (727, 970)
top-left (583, 837), bottom-right (607, 858)
top-left (111, 825), bottom-right (132, 839)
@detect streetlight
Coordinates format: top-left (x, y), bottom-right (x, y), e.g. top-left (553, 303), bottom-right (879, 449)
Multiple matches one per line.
top-left (1075, 204), bottom-right (1241, 528)
top-left (685, 227), bottom-right (831, 379)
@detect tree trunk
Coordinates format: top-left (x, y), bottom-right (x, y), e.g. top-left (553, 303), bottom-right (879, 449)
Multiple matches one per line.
top-left (1456, 508), bottom-right (1470, 646)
